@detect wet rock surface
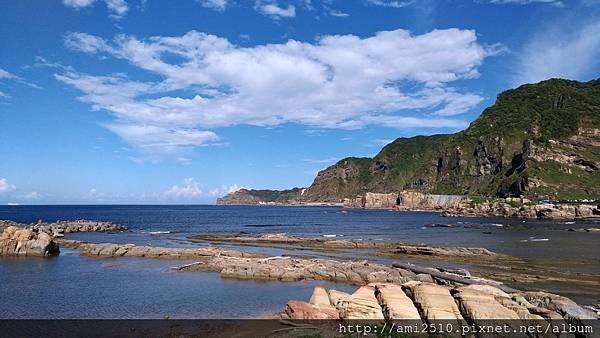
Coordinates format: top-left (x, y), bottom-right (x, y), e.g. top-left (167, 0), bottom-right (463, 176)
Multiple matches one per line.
top-left (58, 239), bottom-right (260, 259)
top-left (175, 255), bottom-right (416, 284)
top-left (0, 226), bottom-right (59, 256)
top-left (189, 233), bottom-right (499, 258)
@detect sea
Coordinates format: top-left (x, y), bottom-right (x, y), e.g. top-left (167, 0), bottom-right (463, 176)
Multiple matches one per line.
top-left (0, 205), bottom-right (598, 318)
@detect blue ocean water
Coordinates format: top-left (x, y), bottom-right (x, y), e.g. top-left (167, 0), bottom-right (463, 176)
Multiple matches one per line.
top-left (0, 205), bottom-right (598, 318)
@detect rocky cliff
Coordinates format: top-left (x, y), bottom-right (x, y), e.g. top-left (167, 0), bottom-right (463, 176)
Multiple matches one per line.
top-left (219, 79), bottom-right (600, 204)
top-left (301, 79), bottom-right (600, 202)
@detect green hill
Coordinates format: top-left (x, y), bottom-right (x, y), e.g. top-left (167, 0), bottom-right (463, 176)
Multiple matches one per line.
top-left (301, 78), bottom-right (600, 202)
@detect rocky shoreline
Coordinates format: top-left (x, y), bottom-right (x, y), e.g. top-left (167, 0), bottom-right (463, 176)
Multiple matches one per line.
top-left (58, 238), bottom-right (261, 259)
top-left (0, 220), bottom-right (127, 256)
top-left (189, 233), bottom-right (499, 259)
top-left (1, 220), bottom-right (598, 324)
top-left (281, 282), bottom-right (598, 328)
top-left (343, 191), bottom-right (600, 220)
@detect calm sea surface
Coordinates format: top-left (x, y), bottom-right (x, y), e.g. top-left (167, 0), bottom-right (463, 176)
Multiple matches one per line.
top-left (1, 205), bottom-right (598, 318)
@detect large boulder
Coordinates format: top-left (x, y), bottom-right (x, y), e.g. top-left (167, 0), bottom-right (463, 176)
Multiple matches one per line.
top-left (405, 282), bottom-right (464, 322)
top-left (284, 300), bottom-right (339, 320)
top-left (0, 226), bottom-right (59, 257)
top-left (373, 283), bottom-right (422, 320)
top-left (339, 286), bottom-right (384, 320)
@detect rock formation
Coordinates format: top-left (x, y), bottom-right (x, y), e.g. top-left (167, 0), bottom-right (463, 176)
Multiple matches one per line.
top-left (338, 286), bottom-right (385, 320)
top-left (281, 283), bottom-right (598, 324)
top-left (58, 239), bottom-right (258, 259)
top-left (189, 233), bottom-right (499, 258)
top-left (176, 255), bottom-right (416, 284)
top-left (0, 226), bottom-right (59, 256)
top-left (341, 190), bottom-right (600, 220)
top-left (441, 200), bottom-right (600, 220)
top-left (0, 219), bottom-right (128, 237)
top-left (374, 283), bottom-right (422, 320)
top-left (30, 220), bottom-right (127, 236)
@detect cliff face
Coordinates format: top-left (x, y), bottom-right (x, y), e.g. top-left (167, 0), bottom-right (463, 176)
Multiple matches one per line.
top-left (301, 79), bottom-right (600, 202)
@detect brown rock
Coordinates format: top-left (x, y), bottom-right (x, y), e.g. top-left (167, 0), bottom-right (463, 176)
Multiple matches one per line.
top-left (285, 300), bottom-right (339, 320)
top-left (0, 227), bottom-right (59, 257)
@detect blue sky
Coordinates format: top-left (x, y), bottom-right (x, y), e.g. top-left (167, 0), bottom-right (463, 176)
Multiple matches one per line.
top-left (0, 0), bottom-right (599, 204)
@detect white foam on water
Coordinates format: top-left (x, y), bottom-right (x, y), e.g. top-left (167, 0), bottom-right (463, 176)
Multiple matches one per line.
top-left (520, 237), bottom-right (550, 242)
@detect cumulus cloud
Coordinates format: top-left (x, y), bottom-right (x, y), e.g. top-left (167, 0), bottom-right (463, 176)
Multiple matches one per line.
top-left (0, 178), bottom-right (16, 193)
top-left (255, 1), bottom-right (296, 18)
top-left (209, 183), bottom-right (244, 196)
top-left (58, 28), bottom-right (497, 155)
top-left (514, 21), bottom-right (600, 85)
top-left (62, 0), bottom-right (128, 19)
top-left (200, 0), bottom-right (228, 10)
top-left (164, 178), bottom-right (203, 198)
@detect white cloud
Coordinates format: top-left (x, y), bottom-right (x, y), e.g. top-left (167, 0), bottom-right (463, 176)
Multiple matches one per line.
top-left (255, 1), bottom-right (296, 18)
top-left (63, 0), bottom-right (96, 7)
top-left (486, 0), bottom-right (564, 6)
top-left (200, 0), bottom-right (228, 10)
top-left (0, 178), bottom-right (16, 193)
top-left (209, 183), bottom-right (244, 196)
top-left (62, 0), bottom-right (128, 19)
top-left (367, 0), bottom-right (415, 8)
top-left (0, 68), bottom-right (17, 79)
top-left (326, 8), bottom-right (349, 17)
top-left (164, 178), bottom-right (203, 198)
top-left (303, 157), bottom-right (339, 164)
top-left (0, 67), bottom-right (42, 90)
top-left (105, 124), bottom-right (219, 154)
top-left (59, 28), bottom-right (497, 155)
top-left (514, 21), bottom-right (600, 85)
top-left (23, 192), bottom-right (40, 199)
top-left (105, 0), bottom-right (128, 18)
top-left (64, 32), bottom-right (113, 54)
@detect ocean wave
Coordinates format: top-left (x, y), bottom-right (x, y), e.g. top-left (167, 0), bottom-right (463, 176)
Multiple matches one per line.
top-left (322, 234), bottom-right (344, 238)
top-left (520, 238), bottom-right (549, 242)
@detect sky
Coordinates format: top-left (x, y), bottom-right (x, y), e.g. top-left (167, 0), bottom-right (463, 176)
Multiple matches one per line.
top-left (0, 0), bottom-right (599, 204)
